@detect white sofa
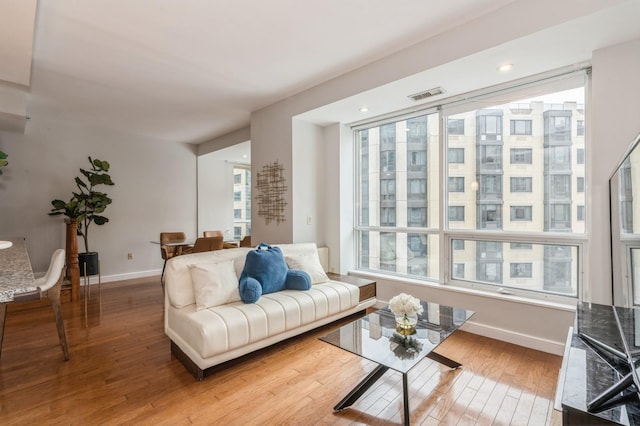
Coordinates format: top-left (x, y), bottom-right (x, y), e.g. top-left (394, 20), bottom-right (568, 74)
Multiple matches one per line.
top-left (164, 243), bottom-right (376, 380)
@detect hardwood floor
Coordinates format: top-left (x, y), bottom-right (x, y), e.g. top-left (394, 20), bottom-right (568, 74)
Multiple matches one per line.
top-left (0, 277), bottom-right (563, 425)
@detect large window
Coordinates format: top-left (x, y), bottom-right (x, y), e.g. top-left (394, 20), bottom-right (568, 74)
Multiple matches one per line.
top-left (355, 71), bottom-right (587, 300)
top-left (355, 112), bottom-right (439, 280)
top-left (232, 166), bottom-right (251, 239)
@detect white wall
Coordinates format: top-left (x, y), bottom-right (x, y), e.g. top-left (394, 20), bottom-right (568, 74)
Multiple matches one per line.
top-left (197, 153), bottom-right (235, 238)
top-left (0, 119), bottom-right (197, 278)
top-left (250, 103), bottom-right (294, 244)
top-left (291, 119), bottom-right (325, 245)
top-left (588, 38), bottom-right (640, 304)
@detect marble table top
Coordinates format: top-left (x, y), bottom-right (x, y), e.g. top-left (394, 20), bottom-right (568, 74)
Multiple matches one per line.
top-left (0, 237), bottom-right (37, 303)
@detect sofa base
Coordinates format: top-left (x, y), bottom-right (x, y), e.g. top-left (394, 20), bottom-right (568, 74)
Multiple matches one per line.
top-left (171, 310), bottom-right (368, 381)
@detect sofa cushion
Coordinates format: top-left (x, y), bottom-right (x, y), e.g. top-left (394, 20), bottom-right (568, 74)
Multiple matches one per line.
top-left (168, 279), bottom-right (360, 359)
top-left (188, 260), bottom-right (241, 311)
top-left (166, 247), bottom-right (252, 308)
top-left (285, 253), bottom-right (329, 284)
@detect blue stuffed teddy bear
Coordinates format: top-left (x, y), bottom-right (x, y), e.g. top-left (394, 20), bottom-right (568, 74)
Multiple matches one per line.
top-left (239, 243), bottom-right (311, 303)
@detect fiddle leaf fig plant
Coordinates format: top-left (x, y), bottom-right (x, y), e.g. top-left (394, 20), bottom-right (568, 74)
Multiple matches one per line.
top-left (0, 150), bottom-right (7, 175)
top-left (49, 157), bottom-right (114, 253)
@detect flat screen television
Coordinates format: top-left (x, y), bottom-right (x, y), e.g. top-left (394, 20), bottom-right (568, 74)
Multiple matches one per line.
top-left (610, 132), bottom-right (640, 306)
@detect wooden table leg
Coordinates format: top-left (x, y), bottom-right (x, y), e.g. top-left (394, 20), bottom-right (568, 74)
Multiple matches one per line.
top-left (48, 278), bottom-right (70, 361)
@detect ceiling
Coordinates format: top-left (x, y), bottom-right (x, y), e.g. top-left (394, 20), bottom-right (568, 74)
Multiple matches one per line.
top-left (26, 0), bottom-right (521, 144)
top-left (5, 0), bottom-right (640, 146)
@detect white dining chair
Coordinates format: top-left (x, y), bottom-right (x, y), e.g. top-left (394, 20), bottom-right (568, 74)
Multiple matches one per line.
top-left (35, 248), bottom-right (70, 361)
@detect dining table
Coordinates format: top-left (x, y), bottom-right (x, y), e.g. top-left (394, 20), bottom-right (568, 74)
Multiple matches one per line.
top-left (0, 237), bottom-right (41, 356)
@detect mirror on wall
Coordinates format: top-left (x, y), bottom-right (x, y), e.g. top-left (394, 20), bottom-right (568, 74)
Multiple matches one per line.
top-left (610, 132), bottom-right (640, 306)
top-left (197, 141), bottom-right (251, 240)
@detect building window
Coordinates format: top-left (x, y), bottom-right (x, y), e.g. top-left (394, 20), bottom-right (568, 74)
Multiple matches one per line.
top-left (477, 112), bottom-right (503, 141)
top-left (381, 150), bottom-right (395, 173)
top-left (232, 166), bottom-right (251, 239)
top-left (577, 148), bottom-right (585, 165)
top-left (510, 148), bottom-right (532, 164)
top-left (546, 114), bottom-right (571, 142)
top-left (548, 146), bottom-right (571, 170)
top-left (510, 262), bottom-right (532, 278)
top-left (510, 119), bottom-right (532, 135)
top-left (577, 176), bottom-right (584, 193)
top-left (381, 207), bottom-right (396, 226)
top-left (449, 206), bottom-right (465, 221)
top-left (479, 145), bottom-right (502, 170)
top-left (452, 263), bottom-right (465, 279)
top-left (407, 179), bottom-right (426, 200)
top-left (510, 177), bottom-right (532, 192)
top-left (577, 205), bottom-right (585, 221)
top-left (448, 177), bottom-right (464, 192)
top-left (480, 174), bottom-right (502, 196)
top-left (448, 119), bottom-right (464, 135)
top-left (452, 239), bottom-right (465, 250)
top-left (479, 204), bottom-right (502, 229)
top-left (548, 203), bottom-right (571, 230)
top-left (381, 179), bottom-right (396, 200)
top-left (448, 148), bottom-right (464, 163)
top-left (380, 232), bottom-right (397, 272)
top-left (409, 151), bottom-right (426, 167)
top-left (408, 208), bottom-right (427, 227)
top-left (478, 262), bottom-right (502, 283)
top-left (550, 175), bottom-right (571, 197)
top-left (577, 120), bottom-right (585, 136)
top-left (511, 206), bottom-right (532, 221)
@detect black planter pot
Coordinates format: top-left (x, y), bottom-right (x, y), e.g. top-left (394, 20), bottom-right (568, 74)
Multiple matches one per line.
top-left (79, 252), bottom-right (99, 276)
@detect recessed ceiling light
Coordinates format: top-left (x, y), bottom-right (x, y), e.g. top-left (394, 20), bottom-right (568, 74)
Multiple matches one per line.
top-left (497, 63), bottom-right (513, 72)
top-left (359, 106), bottom-right (369, 113)
top-left (242, 154), bottom-right (248, 159)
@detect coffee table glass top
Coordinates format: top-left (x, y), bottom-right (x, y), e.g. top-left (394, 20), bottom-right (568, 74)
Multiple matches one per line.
top-left (320, 301), bottom-right (474, 374)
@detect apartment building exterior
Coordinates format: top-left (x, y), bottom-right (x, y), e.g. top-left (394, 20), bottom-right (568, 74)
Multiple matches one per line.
top-left (233, 167), bottom-right (252, 239)
top-left (357, 92), bottom-right (585, 297)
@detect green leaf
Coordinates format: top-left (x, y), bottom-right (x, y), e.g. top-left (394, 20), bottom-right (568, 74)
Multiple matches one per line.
top-left (93, 216), bottom-right (109, 225)
top-left (75, 176), bottom-right (88, 189)
top-left (51, 199), bottom-right (66, 209)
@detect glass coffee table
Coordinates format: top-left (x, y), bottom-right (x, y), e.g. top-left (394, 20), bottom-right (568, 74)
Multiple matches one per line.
top-left (320, 300), bottom-right (474, 425)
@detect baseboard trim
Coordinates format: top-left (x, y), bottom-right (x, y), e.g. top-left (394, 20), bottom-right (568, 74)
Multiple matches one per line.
top-left (81, 269), bottom-right (161, 285)
top-left (461, 320), bottom-right (565, 356)
top-left (373, 300), bottom-right (565, 355)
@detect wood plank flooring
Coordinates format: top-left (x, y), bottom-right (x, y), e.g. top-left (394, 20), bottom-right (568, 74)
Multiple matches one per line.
top-left (0, 277), bottom-right (563, 425)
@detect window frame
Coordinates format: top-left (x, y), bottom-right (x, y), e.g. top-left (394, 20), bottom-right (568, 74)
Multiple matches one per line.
top-left (352, 67), bottom-right (588, 303)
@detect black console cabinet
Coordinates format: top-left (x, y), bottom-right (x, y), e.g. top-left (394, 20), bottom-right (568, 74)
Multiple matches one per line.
top-left (560, 302), bottom-right (640, 425)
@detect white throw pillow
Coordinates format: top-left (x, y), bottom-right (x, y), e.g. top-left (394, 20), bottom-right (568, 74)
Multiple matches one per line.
top-left (285, 253), bottom-right (330, 284)
top-left (188, 260), bottom-right (241, 311)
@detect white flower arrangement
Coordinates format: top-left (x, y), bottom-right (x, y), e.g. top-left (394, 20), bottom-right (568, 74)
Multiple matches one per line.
top-left (389, 293), bottom-right (424, 318)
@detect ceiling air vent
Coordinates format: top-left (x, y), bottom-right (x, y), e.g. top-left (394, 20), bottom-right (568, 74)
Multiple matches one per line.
top-left (408, 87), bottom-right (445, 102)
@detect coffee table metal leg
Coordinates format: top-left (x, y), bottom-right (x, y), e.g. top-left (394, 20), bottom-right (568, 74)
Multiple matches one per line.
top-left (334, 364), bottom-right (389, 411)
top-left (427, 350), bottom-right (462, 369)
top-left (402, 372), bottom-right (410, 425)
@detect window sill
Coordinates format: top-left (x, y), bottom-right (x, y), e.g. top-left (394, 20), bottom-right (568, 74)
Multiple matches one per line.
top-left (348, 270), bottom-right (577, 313)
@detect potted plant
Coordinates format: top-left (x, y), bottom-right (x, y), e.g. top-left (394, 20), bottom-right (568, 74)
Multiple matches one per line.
top-left (49, 157), bottom-right (114, 276)
top-left (0, 150), bottom-right (7, 175)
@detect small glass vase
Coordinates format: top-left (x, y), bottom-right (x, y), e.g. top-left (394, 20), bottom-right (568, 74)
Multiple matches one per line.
top-left (395, 312), bottom-right (418, 335)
